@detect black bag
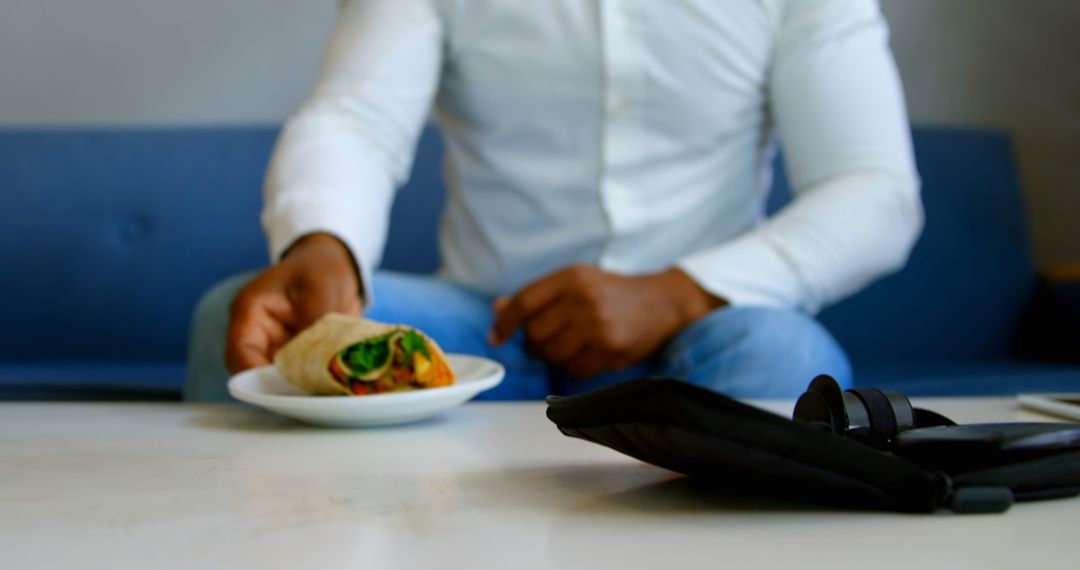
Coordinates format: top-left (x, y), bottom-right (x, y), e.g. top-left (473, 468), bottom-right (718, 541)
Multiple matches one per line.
top-left (545, 378), bottom-right (1080, 514)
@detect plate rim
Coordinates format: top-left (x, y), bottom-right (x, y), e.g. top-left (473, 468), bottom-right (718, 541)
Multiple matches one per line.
top-left (227, 353), bottom-right (504, 408)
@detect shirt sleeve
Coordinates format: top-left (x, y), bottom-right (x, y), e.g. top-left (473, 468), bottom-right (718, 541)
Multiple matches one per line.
top-left (677, 0), bottom-right (923, 314)
top-left (261, 0), bottom-right (444, 307)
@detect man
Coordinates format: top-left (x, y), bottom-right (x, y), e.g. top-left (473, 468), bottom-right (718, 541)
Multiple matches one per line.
top-left (186, 0), bottom-right (922, 401)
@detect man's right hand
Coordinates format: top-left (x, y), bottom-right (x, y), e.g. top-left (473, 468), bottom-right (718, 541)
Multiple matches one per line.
top-left (225, 233), bottom-right (363, 374)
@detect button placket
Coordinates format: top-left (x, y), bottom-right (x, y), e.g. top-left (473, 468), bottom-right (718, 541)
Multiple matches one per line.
top-left (598, 0), bottom-right (645, 270)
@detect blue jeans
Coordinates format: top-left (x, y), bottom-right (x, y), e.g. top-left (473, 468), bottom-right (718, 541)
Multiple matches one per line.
top-left (185, 271), bottom-right (852, 401)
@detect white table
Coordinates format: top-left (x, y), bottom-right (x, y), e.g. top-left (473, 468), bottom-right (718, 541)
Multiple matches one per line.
top-left (0, 399), bottom-right (1076, 569)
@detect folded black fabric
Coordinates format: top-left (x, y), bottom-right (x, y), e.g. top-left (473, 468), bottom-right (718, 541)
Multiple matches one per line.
top-left (546, 378), bottom-right (1080, 514)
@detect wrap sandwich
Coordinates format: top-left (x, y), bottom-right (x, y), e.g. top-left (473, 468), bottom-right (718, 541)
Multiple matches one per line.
top-left (274, 313), bottom-right (455, 396)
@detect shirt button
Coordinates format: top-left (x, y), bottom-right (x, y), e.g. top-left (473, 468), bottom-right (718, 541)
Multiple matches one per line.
top-left (604, 256), bottom-right (631, 274)
top-left (607, 183), bottom-right (628, 200)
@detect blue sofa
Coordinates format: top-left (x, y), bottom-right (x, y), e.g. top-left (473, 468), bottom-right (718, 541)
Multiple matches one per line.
top-left (1, 126), bottom-right (1077, 400)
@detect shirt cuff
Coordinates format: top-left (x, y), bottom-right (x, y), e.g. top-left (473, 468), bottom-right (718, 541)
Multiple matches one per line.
top-left (676, 230), bottom-right (815, 313)
top-left (262, 190), bottom-right (380, 310)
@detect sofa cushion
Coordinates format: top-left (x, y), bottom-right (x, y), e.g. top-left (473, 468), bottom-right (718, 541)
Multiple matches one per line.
top-left (768, 129), bottom-right (1036, 366)
top-left (3, 125), bottom-right (1073, 399)
top-left (1, 127), bottom-right (447, 360)
top-left (1, 129), bottom-right (271, 363)
top-left (0, 361), bottom-right (184, 400)
top-left (857, 361), bottom-right (1080, 396)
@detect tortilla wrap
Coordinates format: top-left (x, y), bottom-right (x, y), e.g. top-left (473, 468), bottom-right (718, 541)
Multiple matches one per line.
top-left (273, 313), bottom-right (454, 396)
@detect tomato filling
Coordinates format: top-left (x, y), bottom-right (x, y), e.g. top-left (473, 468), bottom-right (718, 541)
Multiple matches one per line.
top-left (327, 329), bottom-right (453, 395)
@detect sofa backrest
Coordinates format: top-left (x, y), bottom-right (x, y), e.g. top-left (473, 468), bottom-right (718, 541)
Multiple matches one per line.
top-left (0, 126), bottom-right (1032, 367)
top-left (770, 129), bottom-right (1035, 365)
top-left (2, 129), bottom-right (269, 362)
top-left (0, 127), bottom-right (444, 364)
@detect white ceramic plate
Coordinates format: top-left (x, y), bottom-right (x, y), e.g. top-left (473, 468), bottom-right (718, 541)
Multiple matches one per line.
top-left (227, 354), bottom-right (504, 427)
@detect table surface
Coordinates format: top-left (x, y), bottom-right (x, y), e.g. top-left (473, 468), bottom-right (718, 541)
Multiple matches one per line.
top-left (1, 398), bottom-right (1076, 570)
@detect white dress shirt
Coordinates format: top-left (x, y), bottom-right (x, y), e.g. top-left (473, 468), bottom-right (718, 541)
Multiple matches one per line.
top-left (263, 0), bottom-right (922, 314)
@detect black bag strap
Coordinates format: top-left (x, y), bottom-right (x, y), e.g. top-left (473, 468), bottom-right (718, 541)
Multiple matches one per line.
top-left (545, 378), bottom-right (1080, 514)
top-left (953, 450), bottom-right (1080, 502)
top-left (914, 408), bottom-right (957, 428)
top-left (547, 379), bottom-right (954, 512)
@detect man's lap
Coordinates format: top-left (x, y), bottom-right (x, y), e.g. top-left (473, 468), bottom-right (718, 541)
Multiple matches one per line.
top-left (185, 271), bottom-right (850, 401)
top-left (365, 272), bottom-right (551, 400)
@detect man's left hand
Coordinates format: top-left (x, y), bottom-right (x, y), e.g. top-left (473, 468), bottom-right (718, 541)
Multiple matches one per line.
top-left (490, 264), bottom-right (725, 379)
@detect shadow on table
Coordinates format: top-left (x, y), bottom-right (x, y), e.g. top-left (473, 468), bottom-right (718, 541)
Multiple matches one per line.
top-left (455, 462), bottom-right (862, 515)
top-left (185, 405), bottom-right (299, 433)
top-left (586, 474), bottom-right (855, 515)
top-left (183, 404), bottom-right (454, 433)
top-left (533, 462), bottom-right (895, 514)
top-left (536, 464), bottom-right (882, 569)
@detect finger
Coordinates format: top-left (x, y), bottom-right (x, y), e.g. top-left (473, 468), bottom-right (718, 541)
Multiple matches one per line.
top-left (343, 287), bottom-right (364, 316)
top-left (524, 301), bottom-right (571, 345)
top-left (288, 275), bottom-right (347, 331)
top-left (226, 293), bottom-right (295, 373)
top-left (226, 305), bottom-right (291, 372)
top-left (565, 348), bottom-right (613, 381)
top-left (533, 309), bottom-right (591, 365)
top-left (524, 321), bottom-right (566, 360)
top-left (487, 298), bottom-right (510, 345)
top-left (490, 271), bottom-right (571, 344)
top-left (229, 340), bottom-right (272, 373)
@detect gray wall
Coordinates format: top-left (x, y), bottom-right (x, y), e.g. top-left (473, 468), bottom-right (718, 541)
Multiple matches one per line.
top-left (883, 0), bottom-right (1080, 267)
top-left (2, 0), bottom-right (1077, 265)
top-left (0, 0), bottom-right (336, 125)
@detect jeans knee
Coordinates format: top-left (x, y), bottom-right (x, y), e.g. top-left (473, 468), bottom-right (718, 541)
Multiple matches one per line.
top-left (184, 271), bottom-right (258, 401)
top-left (366, 272), bottom-right (492, 349)
top-left (660, 306), bottom-right (852, 398)
top-left (191, 272), bottom-right (256, 329)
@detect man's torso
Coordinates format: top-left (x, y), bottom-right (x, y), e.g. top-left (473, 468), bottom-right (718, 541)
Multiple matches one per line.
top-left (429, 0), bottom-right (782, 295)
